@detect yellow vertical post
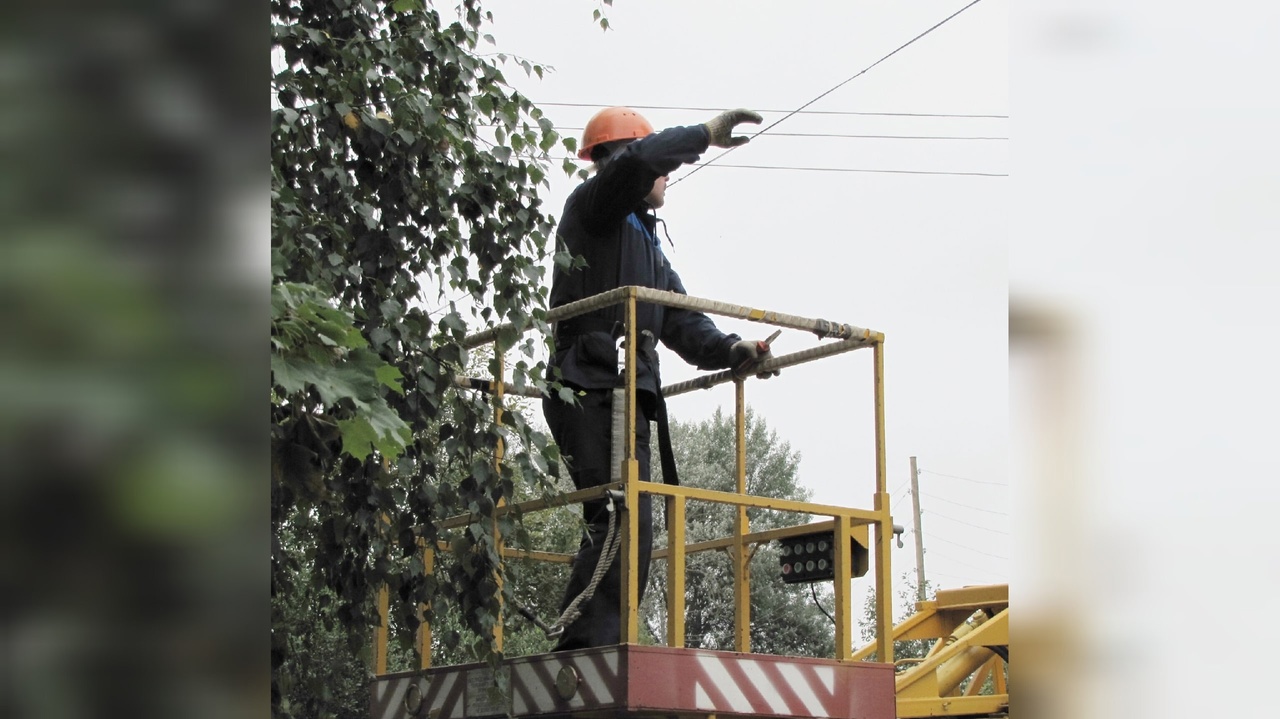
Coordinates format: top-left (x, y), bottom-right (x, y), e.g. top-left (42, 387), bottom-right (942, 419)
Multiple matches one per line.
top-left (733, 379), bottom-right (751, 652)
top-left (833, 514), bottom-right (853, 660)
top-left (620, 289), bottom-right (642, 644)
top-left (374, 583), bottom-right (389, 675)
top-left (492, 345), bottom-right (505, 653)
top-left (666, 495), bottom-right (686, 647)
top-left (417, 545), bottom-right (435, 669)
top-left (872, 339), bottom-right (893, 664)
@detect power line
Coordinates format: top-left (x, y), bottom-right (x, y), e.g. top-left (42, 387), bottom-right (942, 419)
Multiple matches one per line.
top-left (672, 0), bottom-right (990, 186)
top-left (926, 532), bottom-right (1009, 561)
top-left (750, 131), bottom-right (1006, 141)
top-left (928, 569), bottom-right (987, 583)
top-left (548, 126), bottom-right (1007, 141)
top-left (694, 164), bottom-right (1007, 178)
top-left (535, 102), bottom-right (1007, 120)
top-left (890, 490), bottom-right (913, 513)
top-left (925, 510), bottom-right (1009, 535)
top-left (927, 548), bottom-right (1004, 574)
top-left (550, 157), bottom-right (1005, 178)
top-left (920, 491), bottom-right (1008, 516)
top-left (920, 468), bottom-right (1007, 486)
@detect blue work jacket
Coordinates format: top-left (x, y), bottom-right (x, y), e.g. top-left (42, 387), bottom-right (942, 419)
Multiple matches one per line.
top-left (548, 124), bottom-right (740, 396)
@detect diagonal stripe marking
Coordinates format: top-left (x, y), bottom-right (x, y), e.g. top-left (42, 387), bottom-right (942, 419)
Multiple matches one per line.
top-left (432, 673), bottom-right (465, 719)
top-left (737, 659), bottom-right (791, 715)
top-left (777, 663), bottom-right (828, 716)
top-left (376, 679), bottom-right (410, 719)
top-left (511, 664), bottom-right (544, 715)
top-left (524, 659), bottom-right (563, 711)
top-left (758, 661), bottom-right (815, 716)
top-left (577, 653), bottom-right (614, 706)
top-left (696, 655), bottom-right (754, 714)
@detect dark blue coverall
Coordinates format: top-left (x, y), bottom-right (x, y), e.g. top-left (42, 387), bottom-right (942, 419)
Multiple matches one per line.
top-left (543, 124), bottom-right (742, 650)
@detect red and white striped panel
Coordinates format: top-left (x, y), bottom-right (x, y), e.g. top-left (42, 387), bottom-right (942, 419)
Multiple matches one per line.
top-left (510, 649), bottom-right (621, 715)
top-left (627, 647), bottom-right (895, 719)
top-left (692, 653), bottom-right (835, 715)
top-left (370, 649), bottom-right (624, 719)
top-left (370, 671), bottom-right (464, 719)
top-left (371, 646), bottom-right (895, 719)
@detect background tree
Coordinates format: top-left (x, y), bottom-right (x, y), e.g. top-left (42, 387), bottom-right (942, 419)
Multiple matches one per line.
top-left (270, 0), bottom-right (591, 714)
top-left (643, 407), bottom-right (837, 657)
top-left (858, 570), bottom-right (936, 661)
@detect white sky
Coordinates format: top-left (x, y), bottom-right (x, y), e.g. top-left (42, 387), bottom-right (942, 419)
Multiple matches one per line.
top-left (479, 0), bottom-right (1010, 596)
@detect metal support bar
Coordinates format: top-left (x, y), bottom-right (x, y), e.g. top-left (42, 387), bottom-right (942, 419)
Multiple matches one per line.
top-left (833, 514), bottom-right (853, 661)
top-left (461, 285), bottom-right (881, 349)
top-left (418, 545), bottom-right (434, 669)
top-left (662, 337), bottom-right (873, 397)
top-left (492, 346), bottom-right (505, 653)
top-left (734, 379), bottom-right (751, 653)
top-left (641, 481), bottom-right (881, 521)
top-left (455, 332), bottom-right (877, 400)
top-left (872, 340), bottom-right (893, 664)
top-left (630, 286), bottom-right (877, 341)
top-left (436, 482), bottom-right (624, 530)
top-left (374, 583), bottom-right (389, 675)
top-left (666, 496), bottom-right (687, 648)
top-left (621, 289), bottom-right (641, 644)
top-left (651, 519), bottom-right (871, 560)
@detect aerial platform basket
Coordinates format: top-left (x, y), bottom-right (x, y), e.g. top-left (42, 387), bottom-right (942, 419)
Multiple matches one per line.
top-left (369, 286), bottom-right (905, 719)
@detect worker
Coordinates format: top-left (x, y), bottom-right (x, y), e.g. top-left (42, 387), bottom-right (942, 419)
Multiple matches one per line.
top-left (543, 106), bottom-right (779, 650)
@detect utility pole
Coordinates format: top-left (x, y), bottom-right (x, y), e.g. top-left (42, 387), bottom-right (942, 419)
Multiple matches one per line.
top-left (909, 456), bottom-right (927, 601)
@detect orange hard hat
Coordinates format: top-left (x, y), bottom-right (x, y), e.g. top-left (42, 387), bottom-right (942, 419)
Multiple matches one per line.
top-left (578, 106), bottom-right (654, 160)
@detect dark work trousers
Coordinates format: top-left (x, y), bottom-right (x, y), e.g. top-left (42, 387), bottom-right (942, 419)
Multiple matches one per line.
top-left (542, 387), bottom-right (654, 650)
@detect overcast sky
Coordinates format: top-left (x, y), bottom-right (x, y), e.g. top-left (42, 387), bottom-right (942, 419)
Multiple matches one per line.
top-left (478, 0), bottom-right (1010, 597)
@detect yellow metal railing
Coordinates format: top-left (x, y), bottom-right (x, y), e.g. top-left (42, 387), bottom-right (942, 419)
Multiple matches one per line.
top-left (373, 285), bottom-right (894, 669)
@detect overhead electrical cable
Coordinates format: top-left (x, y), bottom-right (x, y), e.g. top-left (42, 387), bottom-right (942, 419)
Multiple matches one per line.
top-left (920, 468), bottom-right (1007, 486)
top-left (925, 510), bottom-right (1010, 535)
top-left (920, 491), bottom-right (1008, 516)
top-left (535, 102), bottom-right (1007, 120)
top-left (926, 533), bottom-right (1009, 561)
top-left (548, 157), bottom-right (1005, 178)
top-left (544, 126), bottom-right (1008, 141)
top-left (696, 164), bottom-right (1006, 177)
top-left (927, 549), bottom-right (1004, 573)
top-left (670, 0), bottom-right (989, 187)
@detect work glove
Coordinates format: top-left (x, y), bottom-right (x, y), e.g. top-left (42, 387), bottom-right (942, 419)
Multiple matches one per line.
top-left (704, 109), bottom-right (764, 148)
top-left (729, 339), bottom-right (781, 380)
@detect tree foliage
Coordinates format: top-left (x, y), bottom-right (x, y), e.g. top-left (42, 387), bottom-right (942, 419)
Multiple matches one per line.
top-left (859, 570), bottom-right (937, 661)
top-left (644, 408), bottom-right (837, 657)
top-left (270, 0), bottom-right (581, 714)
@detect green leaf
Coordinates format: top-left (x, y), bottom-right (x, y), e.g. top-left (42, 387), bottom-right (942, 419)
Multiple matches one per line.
top-left (496, 324), bottom-right (520, 353)
top-left (375, 364), bottom-right (405, 395)
top-left (391, 0), bottom-right (420, 12)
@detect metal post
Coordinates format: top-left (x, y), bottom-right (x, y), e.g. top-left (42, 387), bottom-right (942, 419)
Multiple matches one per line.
top-left (492, 345), bottom-right (505, 653)
top-left (620, 289), bottom-right (641, 644)
top-left (910, 456), bottom-right (927, 602)
top-left (666, 496), bottom-right (686, 647)
top-left (833, 513), bottom-right (853, 661)
top-left (374, 583), bottom-right (389, 675)
top-left (418, 545), bottom-right (434, 669)
top-left (872, 340), bottom-right (894, 664)
top-left (733, 379), bottom-right (751, 652)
